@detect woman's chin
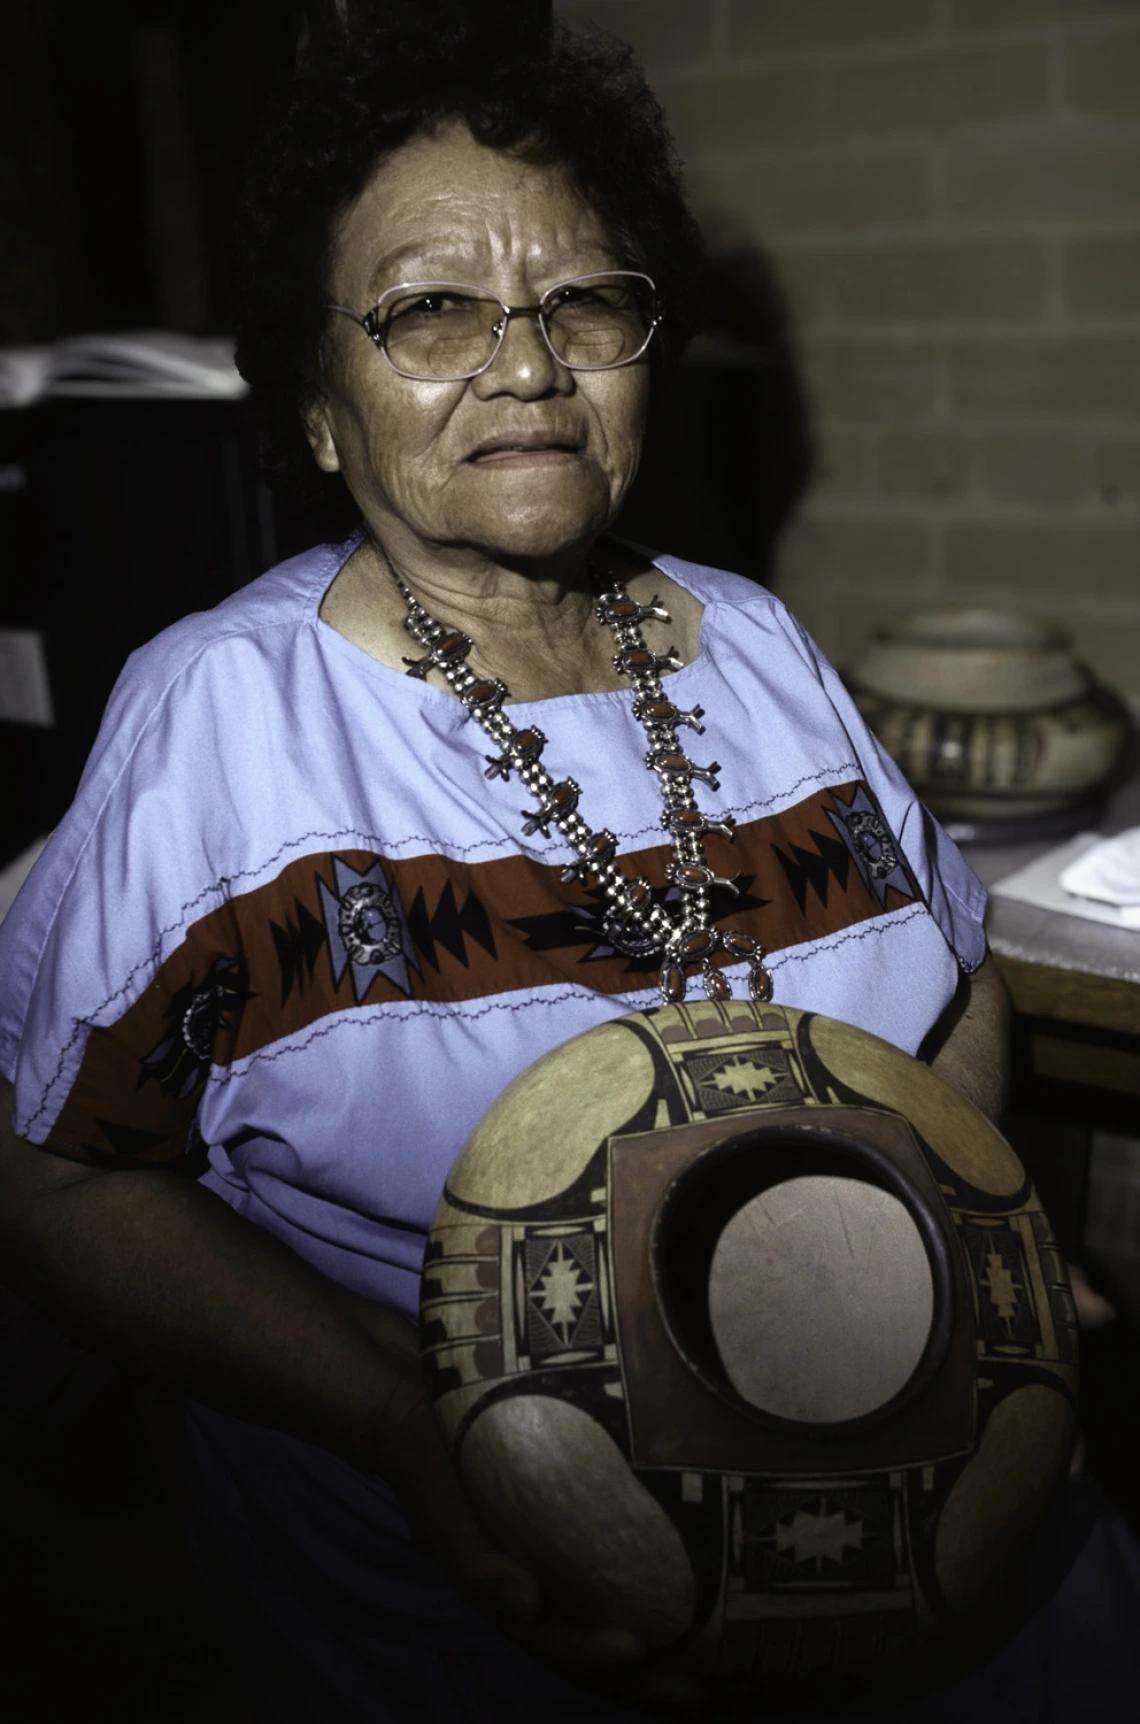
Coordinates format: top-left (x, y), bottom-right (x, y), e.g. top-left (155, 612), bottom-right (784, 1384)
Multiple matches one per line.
top-left (440, 464), bottom-right (620, 561)
top-left (448, 506), bottom-right (616, 564)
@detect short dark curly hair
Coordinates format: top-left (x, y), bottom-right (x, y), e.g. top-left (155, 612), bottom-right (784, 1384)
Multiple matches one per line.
top-left (233, 15), bottom-right (706, 539)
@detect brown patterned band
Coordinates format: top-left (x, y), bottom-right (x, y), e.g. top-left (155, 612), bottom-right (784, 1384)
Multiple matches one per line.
top-left (45, 778), bottom-right (920, 1165)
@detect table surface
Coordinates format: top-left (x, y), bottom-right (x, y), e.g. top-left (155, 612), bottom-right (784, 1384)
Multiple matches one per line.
top-left (963, 771), bottom-right (1140, 1037)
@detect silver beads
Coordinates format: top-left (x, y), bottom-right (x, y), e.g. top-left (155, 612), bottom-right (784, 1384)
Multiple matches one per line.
top-left (393, 560), bottom-right (772, 1008)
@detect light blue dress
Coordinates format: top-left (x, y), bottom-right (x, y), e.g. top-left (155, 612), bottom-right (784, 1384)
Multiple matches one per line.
top-left (7, 536), bottom-right (1132, 1720)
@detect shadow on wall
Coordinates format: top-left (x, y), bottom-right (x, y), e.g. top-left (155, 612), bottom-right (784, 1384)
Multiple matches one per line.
top-left (615, 245), bottom-right (815, 588)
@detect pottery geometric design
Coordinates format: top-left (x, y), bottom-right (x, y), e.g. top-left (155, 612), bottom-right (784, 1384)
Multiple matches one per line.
top-left (421, 1002), bottom-right (1078, 1711)
top-left (851, 683), bottom-right (1131, 822)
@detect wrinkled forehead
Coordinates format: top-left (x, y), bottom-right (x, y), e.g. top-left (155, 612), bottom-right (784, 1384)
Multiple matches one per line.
top-left (327, 119), bottom-right (619, 305)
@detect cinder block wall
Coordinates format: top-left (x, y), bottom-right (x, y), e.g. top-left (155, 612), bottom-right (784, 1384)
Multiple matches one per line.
top-left (555, 0), bottom-right (1140, 694)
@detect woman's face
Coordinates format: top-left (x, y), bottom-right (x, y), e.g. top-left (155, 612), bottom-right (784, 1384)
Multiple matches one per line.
top-left (306, 121), bottom-right (651, 564)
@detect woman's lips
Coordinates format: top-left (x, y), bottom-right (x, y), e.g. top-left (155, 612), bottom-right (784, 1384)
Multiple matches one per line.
top-left (467, 443), bottom-right (582, 466)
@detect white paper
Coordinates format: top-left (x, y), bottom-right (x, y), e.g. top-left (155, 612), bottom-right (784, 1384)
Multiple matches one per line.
top-left (0, 331), bottom-right (247, 406)
top-left (1060, 828), bottom-right (1140, 909)
top-left (0, 630), bottom-right (53, 725)
top-left (0, 349), bottom-right (51, 408)
top-left (52, 331), bottom-right (246, 394)
top-left (991, 834), bottom-right (1140, 932)
top-left (0, 835), bottom-right (49, 924)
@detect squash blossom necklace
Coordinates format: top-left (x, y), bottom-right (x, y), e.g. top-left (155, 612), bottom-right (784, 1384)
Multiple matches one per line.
top-left (390, 550), bottom-right (773, 1007)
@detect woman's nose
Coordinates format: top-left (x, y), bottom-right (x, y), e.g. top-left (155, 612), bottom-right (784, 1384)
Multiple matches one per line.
top-left (471, 309), bottom-right (572, 398)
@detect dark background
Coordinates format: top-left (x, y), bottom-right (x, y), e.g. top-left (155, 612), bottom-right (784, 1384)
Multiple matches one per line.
top-left (0, 0), bottom-right (812, 859)
top-left (1, 0), bottom-right (295, 344)
top-left (1, 1), bottom-right (299, 857)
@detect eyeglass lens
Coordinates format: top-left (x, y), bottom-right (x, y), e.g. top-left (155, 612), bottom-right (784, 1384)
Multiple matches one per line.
top-left (378, 275), bottom-right (654, 379)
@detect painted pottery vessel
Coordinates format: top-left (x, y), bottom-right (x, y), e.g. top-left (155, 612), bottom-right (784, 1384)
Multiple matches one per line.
top-left (849, 608), bottom-right (1131, 822)
top-left (421, 1002), bottom-right (1077, 1711)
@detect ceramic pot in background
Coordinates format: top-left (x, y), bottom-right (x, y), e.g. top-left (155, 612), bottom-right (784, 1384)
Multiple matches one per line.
top-left (421, 1003), bottom-right (1077, 1712)
top-left (848, 608), bottom-right (1132, 826)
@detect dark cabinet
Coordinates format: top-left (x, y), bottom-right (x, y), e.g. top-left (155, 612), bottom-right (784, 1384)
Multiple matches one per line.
top-left (0, 399), bottom-right (273, 857)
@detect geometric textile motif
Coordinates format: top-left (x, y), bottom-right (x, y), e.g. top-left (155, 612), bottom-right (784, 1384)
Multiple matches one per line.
top-left (506, 875), bottom-right (771, 973)
top-left (39, 779), bottom-right (925, 1168)
top-left (770, 831), bottom-right (852, 916)
top-left (826, 783), bottom-right (916, 910)
top-left (138, 953), bottom-right (250, 1101)
top-left (317, 854), bottom-right (416, 1003)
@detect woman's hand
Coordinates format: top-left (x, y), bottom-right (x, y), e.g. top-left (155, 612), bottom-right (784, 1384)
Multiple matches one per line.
top-left (1068, 1262), bottom-right (1116, 1330)
top-left (375, 1365), bottom-right (707, 1713)
top-left (1065, 1261), bottom-right (1116, 1479)
top-left (0, 1082), bottom-right (699, 1708)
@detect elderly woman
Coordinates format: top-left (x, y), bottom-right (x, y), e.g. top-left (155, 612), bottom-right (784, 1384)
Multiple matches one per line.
top-left (1, 16), bottom-right (1136, 1724)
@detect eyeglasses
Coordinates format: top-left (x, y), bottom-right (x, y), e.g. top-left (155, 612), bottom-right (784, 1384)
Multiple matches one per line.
top-left (326, 270), bottom-right (659, 381)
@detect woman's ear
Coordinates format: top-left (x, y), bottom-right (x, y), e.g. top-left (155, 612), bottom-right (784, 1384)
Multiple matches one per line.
top-left (301, 398), bottom-right (342, 473)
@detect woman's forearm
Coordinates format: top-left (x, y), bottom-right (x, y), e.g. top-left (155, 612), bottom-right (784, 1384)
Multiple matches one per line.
top-left (924, 951), bottom-right (1012, 1125)
top-left (0, 949), bottom-right (1011, 1476)
top-left (0, 1079), bottom-right (421, 1477)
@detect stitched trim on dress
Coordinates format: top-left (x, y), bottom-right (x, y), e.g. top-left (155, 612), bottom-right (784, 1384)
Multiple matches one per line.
top-left (719, 765), bottom-right (861, 824)
top-left (203, 986), bottom-right (644, 1083)
top-left (765, 903), bottom-right (928, 971)
top-left (50, 763), bottom-right (868, 1030)
top-left (23, 767), bottom-right (869, 1128)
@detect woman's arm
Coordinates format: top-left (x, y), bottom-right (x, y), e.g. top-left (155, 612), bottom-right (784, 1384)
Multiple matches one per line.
top-left (0, 1078), bottom-right (427, 1474)
top-left (0, 1080), bottom-right (509, 1604)
top-left (918, 961), bottom-right (1117, 1340)
top-left (0, 1079), bottom-right (670, 1697)
top-left (921, 950), bottom-right (1011, 1124)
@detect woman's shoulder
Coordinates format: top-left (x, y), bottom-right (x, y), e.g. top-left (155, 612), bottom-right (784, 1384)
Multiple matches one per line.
top-left (646, 551), bottom-right (780, 613)
top-left (61, 538), bottom-right (356, 829)
top-left (124, 536), bottom-right (352, 692)
top-left (91, 537), bottom-right (357, 760)
top-left (640, 549), bottom-right (823, 673)
top-left (0, 540), bottom-right (360, 1050)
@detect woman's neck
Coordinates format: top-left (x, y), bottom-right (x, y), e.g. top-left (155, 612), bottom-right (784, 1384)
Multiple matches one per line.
top-left (373, 534), bottom-right (598, 647)
top-left (319, 532), bottom-right (701, 704)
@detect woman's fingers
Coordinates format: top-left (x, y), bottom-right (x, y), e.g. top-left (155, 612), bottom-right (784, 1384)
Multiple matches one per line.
top-left (402, 1446), bottom-right (704, 1709)
top-left (405, 1482), bottom-right (543, 1626)
top-left (1068, 1261), bottom-right (1116, 1329)
top-left (520, 1613), bottom-right (644, 1675)
top-left (383, 1398), bottom-right (544, 1623)
top-left (510, 1613), bottom-right (709, 1714)
top-left (452, 1551), bottom-right (543, 1629)
top-left (632, 1668), bottom-right (708, 1712)
top-left (385, 1383), bottom-right (703, 1705)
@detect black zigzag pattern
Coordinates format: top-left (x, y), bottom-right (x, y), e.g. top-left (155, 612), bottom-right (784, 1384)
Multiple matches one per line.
top-left (507, 902), bottom-right (603, 955)
top-left (508, 877), bottom-right (772, 972)
top-left (270, 899), bottom-right (328, 1005)
top-left (406, 880), bottom-right (497, 971)
top-left (771, 829), bottom-right (852, 915)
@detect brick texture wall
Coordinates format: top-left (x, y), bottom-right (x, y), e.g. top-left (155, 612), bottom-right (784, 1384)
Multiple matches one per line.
top-left (555, 0), bottom-right (1140, 694)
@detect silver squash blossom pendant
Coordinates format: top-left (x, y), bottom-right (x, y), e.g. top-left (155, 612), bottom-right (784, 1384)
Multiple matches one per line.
top-left (392, 560), bottom-right (773, 1006)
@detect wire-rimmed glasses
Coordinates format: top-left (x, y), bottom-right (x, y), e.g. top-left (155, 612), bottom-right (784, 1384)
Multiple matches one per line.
top-left (326, 270), bottom-right (659, 381)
